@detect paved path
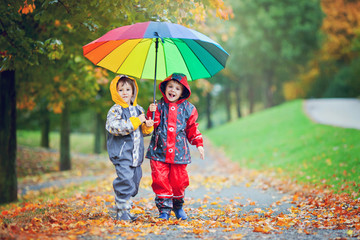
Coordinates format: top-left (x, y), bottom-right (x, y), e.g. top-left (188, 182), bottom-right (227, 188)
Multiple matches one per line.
top-left (304, 98), bottom-right (360, 130)
top-left (117, 139), bottom-right (353, 239)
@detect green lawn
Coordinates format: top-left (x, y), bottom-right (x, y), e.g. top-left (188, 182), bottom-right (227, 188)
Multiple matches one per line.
top-left (17, 131), bottom-right (105, 154)
top-left (204, 99), bottom-right (360, 194)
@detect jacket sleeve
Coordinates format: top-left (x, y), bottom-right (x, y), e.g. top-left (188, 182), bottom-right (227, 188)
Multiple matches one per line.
top-left (106, 106), bottom-right (141, 136)
top-left (146, 104), bottom-right (161, 129)
top-left (141, 124), bottom-right (154, 136)
top-left (185, 106), bottom-right (203, 147)
top-left (135, 105), bottom-right (153, 136)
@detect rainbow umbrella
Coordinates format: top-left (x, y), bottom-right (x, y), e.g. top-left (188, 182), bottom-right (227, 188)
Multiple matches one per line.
top-left (83, 21), bottom-right (229, 101)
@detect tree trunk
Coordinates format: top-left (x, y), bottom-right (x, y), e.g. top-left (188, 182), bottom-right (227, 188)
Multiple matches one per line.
top-left (60, 101), bottom-right (71, 171)
top-left (265, 69), bottom-right (274, 108)
top-left (248, 78), bottom-right (255, 114)
top-left (94, 112), bottom-right (102, 154)
top-left (40, 102), bottom-right (50, 148)
top-left (206, 92), bottom-right (213, 129)
top-left (0, 70), bottom-right (18, 204)
top-left (224, 87), bottom-right (231, 122)
top-left (235, 81), bottom-right (242, 118)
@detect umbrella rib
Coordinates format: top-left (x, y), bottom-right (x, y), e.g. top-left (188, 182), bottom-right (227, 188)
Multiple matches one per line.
top-left (84, 41), bottom-right (123, 64)
top-left (172, 39), bottom-right (195, 80)
top-left (189, 40), bottom-right (223, 76)
top-left (84, 41), bottom-right (108, 56)
top-left (139, 39), bottom-right (153, 79)
top-left (195, 40), bottom-right (228, 68)
top-left (83, 22), bottom-right (228, 81)
top-left (113, 39), bottom-right (151, 77)
top-left (174, 38), bottom-right (213, 79)
top-left (162, 38), bottom-right (175, 78)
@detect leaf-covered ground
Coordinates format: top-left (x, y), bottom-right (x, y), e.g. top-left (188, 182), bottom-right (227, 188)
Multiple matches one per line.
top-left (1, 140), bottom-right (359, 239)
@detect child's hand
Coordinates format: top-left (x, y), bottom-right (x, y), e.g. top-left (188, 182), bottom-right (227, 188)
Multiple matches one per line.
top-left (145, 119), bottom-right (154, 127)
top-left (149, 103), bottom-right (157, 112)
top-left (197, 146), bottom-right (204, 160)
top-left (138, 114), bottom-right (146, 123)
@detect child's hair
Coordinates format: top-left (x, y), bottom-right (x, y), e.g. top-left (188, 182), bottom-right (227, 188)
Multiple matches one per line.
top-left (117, 76), bottom-right (135, 93)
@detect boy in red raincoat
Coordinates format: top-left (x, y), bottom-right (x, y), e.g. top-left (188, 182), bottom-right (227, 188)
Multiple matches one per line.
top-left (146, 73), bottom-right (205, 220)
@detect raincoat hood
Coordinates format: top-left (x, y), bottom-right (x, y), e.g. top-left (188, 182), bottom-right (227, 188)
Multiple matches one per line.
top-left (159, 73), bottom-right (191, 104)
top-left (110, 75), bottom-right (138, 108)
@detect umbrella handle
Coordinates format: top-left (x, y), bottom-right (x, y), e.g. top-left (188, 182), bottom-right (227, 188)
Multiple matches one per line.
top-left (152, 37), bottom-right (159, 120)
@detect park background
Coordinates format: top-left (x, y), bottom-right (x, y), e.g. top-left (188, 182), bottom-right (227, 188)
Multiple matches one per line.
top-left (1, 0), bottom-right (359, 217)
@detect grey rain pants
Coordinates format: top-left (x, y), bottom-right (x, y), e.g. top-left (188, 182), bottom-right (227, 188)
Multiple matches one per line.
top-left (113, 162), bottom-right (142, 209)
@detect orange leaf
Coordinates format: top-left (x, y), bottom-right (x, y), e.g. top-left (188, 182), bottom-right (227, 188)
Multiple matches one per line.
top-left (229, 233), bottom-right (244, 239)
top-left (1, 211), bottom-right (9, 216)
top-left (253, 226), bottom-right (271, 234)
top-left (292, 194), bottom-right (299, 201)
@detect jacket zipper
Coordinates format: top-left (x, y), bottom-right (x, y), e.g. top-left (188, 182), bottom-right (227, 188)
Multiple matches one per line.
top-left (119, 141), bottom-right (126, 156)
top-left (153, 132), bottom-right (159, 150)
top-left (184, 138), bottom-right (187, 155)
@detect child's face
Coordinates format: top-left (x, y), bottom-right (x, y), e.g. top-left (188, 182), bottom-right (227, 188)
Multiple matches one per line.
top-left (165, 80), bottom-right (183, 103)
top-left (117, 82), bottom-right (133, 105)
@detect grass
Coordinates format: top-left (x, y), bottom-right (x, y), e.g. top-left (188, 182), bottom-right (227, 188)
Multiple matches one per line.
top-left (17, 131), bottom-right (106, 154)
top-left (13, 131), bottom-right (111, 205)
top-left (204, 99), bottom-right (360, 194)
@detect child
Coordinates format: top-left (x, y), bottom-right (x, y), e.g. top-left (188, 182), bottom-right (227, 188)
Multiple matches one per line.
top-left (106, 75), bottom-right (154, 221)
top-left (146, 73), bottom-right (205, 220)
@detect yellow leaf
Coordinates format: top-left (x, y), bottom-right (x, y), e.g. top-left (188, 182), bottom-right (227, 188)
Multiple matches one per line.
top-left (326, 158), bottom-right (332, 166)
top-left (230, 233), bottom-right (244, 239)
top-left (131, 207), bottom-right (144, 214)
top-left (253, 208), bottom-right (262, 213)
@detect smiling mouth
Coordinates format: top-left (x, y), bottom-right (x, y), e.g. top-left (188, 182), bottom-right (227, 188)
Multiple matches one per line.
top-left (168, 93), bottom-right (175, 98)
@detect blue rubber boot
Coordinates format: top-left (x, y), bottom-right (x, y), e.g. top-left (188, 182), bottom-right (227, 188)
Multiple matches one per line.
top-left (173, 208), bottom-right (187, 220)
top-left (173, 198), bottom-right (187, 220)
top-left (159, 212), bottom-right (170, 220)
top-left (155, 197), bottom-right (172, 220)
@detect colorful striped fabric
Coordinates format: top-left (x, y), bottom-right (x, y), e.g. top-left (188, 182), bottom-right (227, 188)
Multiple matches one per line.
top-left (83, 21), bottom-right (229, 81)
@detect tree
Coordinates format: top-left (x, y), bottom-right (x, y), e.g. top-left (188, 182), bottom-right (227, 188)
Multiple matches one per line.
top-left (0, 70), bottom-right (17, 204)
top-left (0, 0), bottom-right (231, 203)
top-left (229, 0), bottom-right (323, 108)
top-left (300, 0), bottom-right (360, 98)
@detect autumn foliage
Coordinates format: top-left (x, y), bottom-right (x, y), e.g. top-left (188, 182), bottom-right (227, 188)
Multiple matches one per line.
top-left (320, 0), bottom-right (360, 62)
top-left (1, 146), bottom-right (359, 239)
top-left (18, 0), bottom-right (35, 15)
top-left (293, 0), bottom-right (360, 99)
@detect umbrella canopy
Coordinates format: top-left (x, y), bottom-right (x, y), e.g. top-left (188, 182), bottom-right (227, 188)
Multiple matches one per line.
top-left (83, 21), bottom-right (229, 81)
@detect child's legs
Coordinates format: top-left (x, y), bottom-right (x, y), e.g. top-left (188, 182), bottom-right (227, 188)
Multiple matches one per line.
top-left (169, 164), bottom-right (189, 204)
top-left (150, 160), bottom-right (173, 213)
top-left (131, 165), bottom-right (142, 197)
top-left (113, 162), bottom-right (139, 208)
top-left (150, 160), bottom-right (173, 198)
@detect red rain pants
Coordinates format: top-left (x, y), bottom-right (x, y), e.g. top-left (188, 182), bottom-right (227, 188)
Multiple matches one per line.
top-left (150, 160), bottom-right (189, 199)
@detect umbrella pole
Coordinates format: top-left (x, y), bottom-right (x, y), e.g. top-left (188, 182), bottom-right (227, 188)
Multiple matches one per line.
top-left (152, 37), bottom-right (159, 120)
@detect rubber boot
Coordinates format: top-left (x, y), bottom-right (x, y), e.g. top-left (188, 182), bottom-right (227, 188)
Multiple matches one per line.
top-left (155, 197), bottom-right (172, 220)
top-left (159, 212), bottom-right (170, 220)
top-left (173, 198), bottom-right (187, 220)
top-left (116, 209), bottom-right (137, 221)
top-left (115, 201), bottom-right (137, 221)
top-left (173, 208), bottom-right (187, 220)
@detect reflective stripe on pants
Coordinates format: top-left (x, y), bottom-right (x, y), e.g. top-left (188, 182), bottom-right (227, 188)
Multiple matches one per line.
top-left (150, 160), bottom-right (189, 199)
